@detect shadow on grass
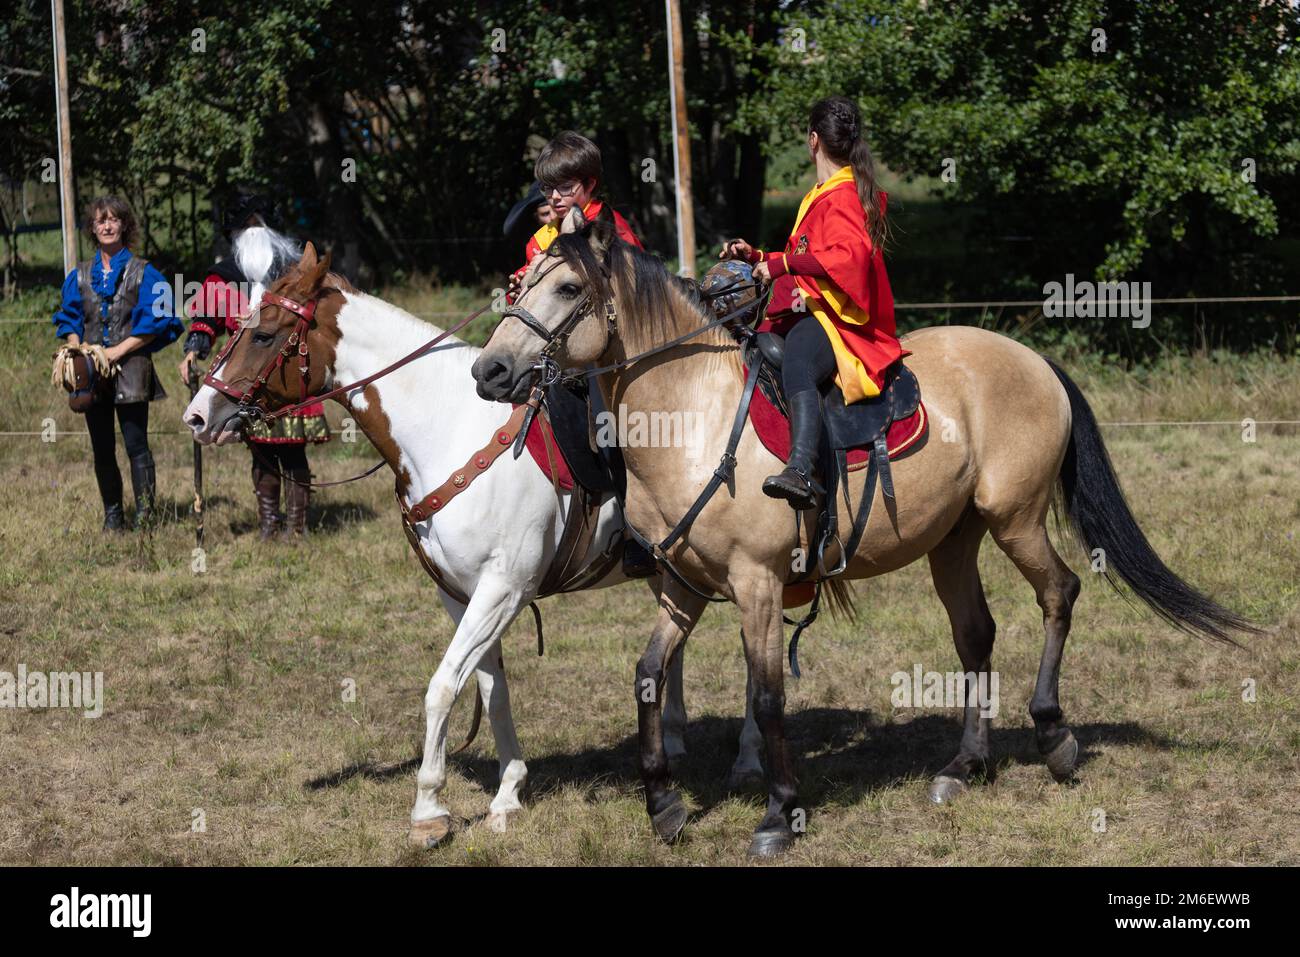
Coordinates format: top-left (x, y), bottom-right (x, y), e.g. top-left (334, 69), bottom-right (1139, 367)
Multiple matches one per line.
top-left (302, 709), bottom-right (1179, 816)
top-left (305, 757), bottom-right (420, 791)
top-left (223, 499), bottom-right (380, 537)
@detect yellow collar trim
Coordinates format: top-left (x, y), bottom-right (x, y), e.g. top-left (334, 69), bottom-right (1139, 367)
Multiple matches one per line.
top-left (792, 166), bottom-right (855, 235)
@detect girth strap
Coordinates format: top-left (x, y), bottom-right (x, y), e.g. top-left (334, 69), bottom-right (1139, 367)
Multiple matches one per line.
top-left (628, 348), bottom-right (764, 604)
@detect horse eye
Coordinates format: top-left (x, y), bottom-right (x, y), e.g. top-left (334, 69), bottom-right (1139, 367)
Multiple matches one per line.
top-left (558, 283), bottom-right (580, 298)
top-left (252, 331), bottom-right (276, 345)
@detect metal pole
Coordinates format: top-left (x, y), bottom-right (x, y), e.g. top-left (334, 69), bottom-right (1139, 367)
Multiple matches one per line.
top-left (188, 367), bottom-right (205, 548)
top-left (51, 0), bottom-right (77, 273)
top-left (664, 0), bottom-right (695, 278)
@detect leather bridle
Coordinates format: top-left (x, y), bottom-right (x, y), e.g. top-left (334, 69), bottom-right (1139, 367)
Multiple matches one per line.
top-left (200, 287), bottom-right (486, 487)
top-left (203, 291), bottom-right (317, 415)
top-left (501, 253), bottom-right (617, 389)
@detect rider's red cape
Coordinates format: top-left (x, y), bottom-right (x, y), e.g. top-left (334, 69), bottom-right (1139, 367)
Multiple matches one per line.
top-left (780, 168), bottom-right (901, 402)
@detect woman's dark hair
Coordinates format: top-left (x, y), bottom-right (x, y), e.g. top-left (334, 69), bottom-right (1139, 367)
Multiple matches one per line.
top-left (82, 195), bottom-right (139, 249)
top-left (535, 131), bottom-right (603, 192)
top-left (808, 97), bottom-right (888, 252)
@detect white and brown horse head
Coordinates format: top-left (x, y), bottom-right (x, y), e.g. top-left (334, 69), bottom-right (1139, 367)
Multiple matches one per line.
top-left (471, 205), bottom-right (627, 402)
top-left (184, 242), bottom-right (347, 445)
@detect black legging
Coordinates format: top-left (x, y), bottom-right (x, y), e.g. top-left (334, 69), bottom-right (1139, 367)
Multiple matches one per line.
top-left (250, 442), bottom-right (309, 474)
top-left (781, 317), bottom-right (837, 398)
top-left (85, 401), bottom-right (150, 506)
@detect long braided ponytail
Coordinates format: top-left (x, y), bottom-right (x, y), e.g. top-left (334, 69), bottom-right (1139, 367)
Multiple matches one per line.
top-left (808, 96), bottom-right (888, 254)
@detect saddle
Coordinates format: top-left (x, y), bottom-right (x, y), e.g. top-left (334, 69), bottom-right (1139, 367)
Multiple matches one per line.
top-left (701, 260), bottom-right (922, 463)
top-left (745, 332), bottom-right (921, 457)
top-left (541, 379), bottom-right (624, 498)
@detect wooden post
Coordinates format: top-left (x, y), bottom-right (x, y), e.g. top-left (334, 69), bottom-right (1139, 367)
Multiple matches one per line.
top-left (51, 0), bottom-right (77, 273)
top-left (664, 0), bottom-right (695, 278)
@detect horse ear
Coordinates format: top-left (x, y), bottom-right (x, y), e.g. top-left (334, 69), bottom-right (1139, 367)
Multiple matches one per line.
top-left (288, 242), bottom-right (330, 297)
top-left (303, 247), bottom-right (331, 295)
top-left (560, 206), bottom-right (588, 235)
top-left (587, 207), bottom-right (617, 256)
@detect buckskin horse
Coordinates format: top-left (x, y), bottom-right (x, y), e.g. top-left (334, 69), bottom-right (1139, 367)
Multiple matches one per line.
top-left (470, 209), bottom-right (1258, 858)
top-left (182, 241), bottom-right (765, 847)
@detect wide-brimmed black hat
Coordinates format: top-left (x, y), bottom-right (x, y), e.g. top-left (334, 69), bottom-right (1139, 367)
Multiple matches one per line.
top-left (502, 181), bottom-right (547, 237)
top-left (221, 189), bottom-right (281, 239)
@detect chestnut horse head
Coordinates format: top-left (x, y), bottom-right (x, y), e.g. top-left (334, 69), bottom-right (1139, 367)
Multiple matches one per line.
top-left (185, 242), bottom-right (345, 445)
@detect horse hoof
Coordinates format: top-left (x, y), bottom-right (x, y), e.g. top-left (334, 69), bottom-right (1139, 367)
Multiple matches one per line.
top-left (747, 827), bottom-right (795, 858)
top-left (1044, 731), bottom-right (1079, 782)
top-left (486, 809), bottom-right (520, 833)
top-left (928, 775), bottom-right (968, 805)
top-left (409, 815), bottom-right (453, 848)
top-left (725, 767), bottom-right (765, 793)
top-left (650, 794), bottom-right (688, 844)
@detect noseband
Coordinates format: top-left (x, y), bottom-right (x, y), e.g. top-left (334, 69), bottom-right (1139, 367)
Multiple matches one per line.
top-left (503, 255), bottom-right (616, 386)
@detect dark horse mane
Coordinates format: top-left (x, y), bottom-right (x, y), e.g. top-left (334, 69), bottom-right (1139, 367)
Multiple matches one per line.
top-left (545, 216), bottom-right (737, 362)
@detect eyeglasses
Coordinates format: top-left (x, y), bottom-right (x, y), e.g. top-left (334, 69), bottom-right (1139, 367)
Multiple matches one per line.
top-left (545, 182), bottom-right (582, 200)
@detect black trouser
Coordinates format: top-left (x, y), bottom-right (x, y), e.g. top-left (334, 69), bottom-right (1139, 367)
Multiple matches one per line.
top-left (250, 442), bottom-right (308, 473)
top-left (781, 316), bottom-right (837, 398)
top-left (85, 401), bottom-right (150, 507)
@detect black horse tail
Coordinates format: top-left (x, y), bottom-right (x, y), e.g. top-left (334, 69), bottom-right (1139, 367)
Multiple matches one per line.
top-left (1043, 357), bottom-right (1260, 645)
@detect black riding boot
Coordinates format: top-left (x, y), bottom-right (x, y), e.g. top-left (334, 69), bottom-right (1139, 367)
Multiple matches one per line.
top-left (128, 450), bottom-right (156, 530)
top-left (762, 390), bottom-right (824, 510)
top-left (93, 459), bottom-right (125, 532)
top-left (102, 502), bottom-right (126, 532)
top-left (622, 536), bottom-right (658, 579)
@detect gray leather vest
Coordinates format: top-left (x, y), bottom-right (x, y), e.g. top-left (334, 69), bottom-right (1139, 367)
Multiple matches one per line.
top-left (77, 255), bottom-right (166, 404)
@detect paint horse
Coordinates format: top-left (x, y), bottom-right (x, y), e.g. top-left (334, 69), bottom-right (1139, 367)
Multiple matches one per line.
top-left (183, 242), bottom-right (764, 846)
top-left (471, 210), bottom-right (1259, 857)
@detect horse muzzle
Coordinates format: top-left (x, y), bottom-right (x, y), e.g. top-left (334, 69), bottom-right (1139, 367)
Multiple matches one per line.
top-left (471, 354), bottom-right (533, 404)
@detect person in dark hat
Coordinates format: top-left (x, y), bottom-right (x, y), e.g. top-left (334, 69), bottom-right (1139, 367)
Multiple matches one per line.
top-left (502, 181), bottom-right (552, 239)
top-left (178, 191), bottom-right (331, 540)
top-left (501, 163), bottom-right (658, 579)
top-left (505, 133), bottom-right (642, 303)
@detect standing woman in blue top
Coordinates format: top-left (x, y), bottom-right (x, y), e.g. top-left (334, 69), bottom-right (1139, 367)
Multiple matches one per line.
top-left (52, 196), bottom-right (182, 530)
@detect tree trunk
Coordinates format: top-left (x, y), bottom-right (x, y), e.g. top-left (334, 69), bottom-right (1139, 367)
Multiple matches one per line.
top-left (307, 97), bottom-right (374, 286)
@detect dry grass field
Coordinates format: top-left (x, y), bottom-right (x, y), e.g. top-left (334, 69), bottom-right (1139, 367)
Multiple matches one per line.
top-left (1, 288), bottom-right (1297, 866)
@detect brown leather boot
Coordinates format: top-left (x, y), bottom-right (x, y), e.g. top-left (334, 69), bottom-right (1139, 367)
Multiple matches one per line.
top-left (252, 462), bottom-right (282, 540)
top-left (282, 468), bottom-right (311, 538)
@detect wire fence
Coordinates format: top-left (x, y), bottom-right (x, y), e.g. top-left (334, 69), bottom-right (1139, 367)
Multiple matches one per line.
top-left (2, 293), bottom-right (1299, 325)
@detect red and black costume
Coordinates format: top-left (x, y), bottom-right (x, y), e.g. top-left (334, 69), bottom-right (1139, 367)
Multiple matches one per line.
top-left (743, 166), bottom-right (902, 508)
top-left (184, 260), bottom-right (331, 538)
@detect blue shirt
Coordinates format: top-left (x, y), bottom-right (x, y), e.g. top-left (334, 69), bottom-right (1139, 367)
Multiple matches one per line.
top-left (51, 248), bottom-right (181, 354)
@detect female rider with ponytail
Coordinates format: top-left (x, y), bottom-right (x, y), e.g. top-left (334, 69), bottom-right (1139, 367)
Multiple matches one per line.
top-left (721, 96), bottom-right (902, 509)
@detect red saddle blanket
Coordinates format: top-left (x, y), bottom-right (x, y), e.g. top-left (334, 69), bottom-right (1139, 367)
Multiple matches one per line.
top-left (749, 385), bottom-right (928, 470)
top-left (514, 407), bottom-right (576, 491)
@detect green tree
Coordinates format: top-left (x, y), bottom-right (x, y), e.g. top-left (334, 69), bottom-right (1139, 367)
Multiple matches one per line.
top-left (735, 0), bottom-right (1300, 350)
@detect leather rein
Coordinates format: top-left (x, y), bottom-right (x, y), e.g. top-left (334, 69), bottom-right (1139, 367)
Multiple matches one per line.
top-left (503, 251), bottom-right (763, 390)
top-left (202, 289), bottom-right (487, 489)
